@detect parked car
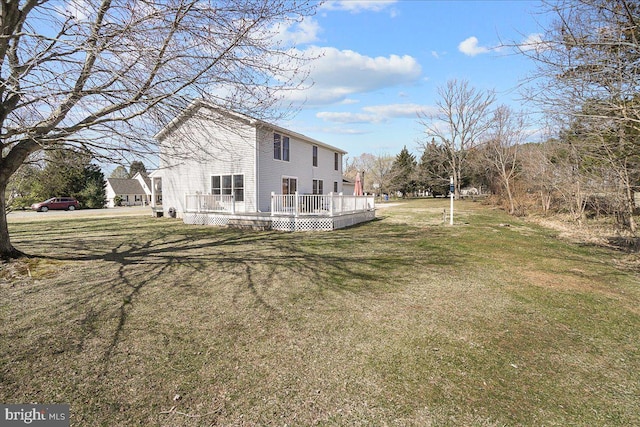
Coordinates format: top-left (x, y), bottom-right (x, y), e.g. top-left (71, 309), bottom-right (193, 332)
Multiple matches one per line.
top-left (31, 197), bottom-right (80, 212)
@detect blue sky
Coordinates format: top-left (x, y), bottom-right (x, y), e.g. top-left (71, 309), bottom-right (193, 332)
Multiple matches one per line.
top-left (276, 0), bottom-right (549, 160)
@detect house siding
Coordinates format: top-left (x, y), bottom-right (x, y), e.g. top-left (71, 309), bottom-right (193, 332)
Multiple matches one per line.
top-left (159, 106), bottom-right (257, 217)
top-left (156, 103), bottom-right (345, 215)
top-left (256, 127), bottom-right (343, 212)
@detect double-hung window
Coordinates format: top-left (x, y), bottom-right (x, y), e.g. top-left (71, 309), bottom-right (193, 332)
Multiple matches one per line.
top-left (334, 153), bottom-right (339, 171)
top-left (312, 179), bottom-right (324, 195)
top-left (312, 145), bottom-right (318, 167)
top-left (274, 133), bottom-right (290, 161)
top-left (212, 174), bottom-right (244, 202)
top-left (273, 134), bottom-right (281, 160)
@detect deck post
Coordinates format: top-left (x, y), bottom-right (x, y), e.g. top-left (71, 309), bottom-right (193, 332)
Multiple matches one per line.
top-left (329, 192), bottom-right (334, 217)
top-left (294, 191), bottom-right (299, 218)
top-left (270, 192), bottom-right (275, 216)
top-left (231, 194), bottom-right (236, 214)
top-left (151, 180), bottom-right (156, 208)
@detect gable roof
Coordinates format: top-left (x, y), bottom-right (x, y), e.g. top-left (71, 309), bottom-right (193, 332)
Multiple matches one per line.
top-left (132, 172), bottom-right (151, 191)
top-left (155, 100), bottom-right (347, 155)
top-left (107, 178), bottom-right (146, 195)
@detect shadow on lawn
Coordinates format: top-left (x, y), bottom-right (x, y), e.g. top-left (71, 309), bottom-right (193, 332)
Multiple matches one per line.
top-left (17, 219), bottom-right (447, 371)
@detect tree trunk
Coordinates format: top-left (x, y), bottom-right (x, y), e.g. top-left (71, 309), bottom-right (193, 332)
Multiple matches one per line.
top-left (505, 180), bottom-right (515, 215)
top-left (624, 188), bottom-right (637, 235)
top-left (0, 178), bottom-right (24, 259)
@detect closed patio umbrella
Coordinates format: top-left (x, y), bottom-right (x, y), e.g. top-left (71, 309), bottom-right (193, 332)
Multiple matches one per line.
top-left (354, 172), bottom-right (364, 196)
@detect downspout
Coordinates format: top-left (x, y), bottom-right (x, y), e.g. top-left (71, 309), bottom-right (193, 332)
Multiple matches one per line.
top-left (255, 126), bottom-right (259, 212)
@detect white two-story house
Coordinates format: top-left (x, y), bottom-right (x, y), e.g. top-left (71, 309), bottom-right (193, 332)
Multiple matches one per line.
top-left (151, 101), bottom-right (373, 230)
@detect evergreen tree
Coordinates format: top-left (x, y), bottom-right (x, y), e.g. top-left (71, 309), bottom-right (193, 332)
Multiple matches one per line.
top-left (38, 149), bottom-right (106, 208)
top-left (416, 139), bottom-right (450, 196)
top-left (40, 149), bottom-right (87, 198)
top-left (79, 164), bottom-right (107, 209)
top-left (389, 147), bottom-right (417, 198)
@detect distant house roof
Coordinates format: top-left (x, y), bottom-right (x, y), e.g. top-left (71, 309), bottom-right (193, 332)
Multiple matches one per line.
top-left (107, 178), bottom-right (146, 195)
top-left (132, 172), bottom-right (151, 192)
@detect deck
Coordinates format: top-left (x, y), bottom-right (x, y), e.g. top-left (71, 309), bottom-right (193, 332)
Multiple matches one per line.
top-left (182, 193), bottom-right (375, 231)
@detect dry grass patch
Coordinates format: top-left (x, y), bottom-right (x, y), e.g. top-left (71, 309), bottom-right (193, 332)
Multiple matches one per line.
top-left (1, 200), bottom-right (639, 426)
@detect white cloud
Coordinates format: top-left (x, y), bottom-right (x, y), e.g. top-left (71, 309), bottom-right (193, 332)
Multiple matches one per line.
top-left (320, 0), bottom-right (397, 13)
top-left (317, 103), bottom-right (435, 124)
top-left (363, 103), bottom-right (436, 118)
top-left (458, 36), bottom-right (490, 56)
top-left (272, 17), bottom-right (321, 46)
top-left (286, 46), bottom-right (422, 106)
top-left (340, 98), bottom-right (360, 105)
top-left (317, 111), bottom-right (381, 124)
top-left (519, 33), bottom-right (547, 53)
top-left (56, 0), bottom-right (91, 20)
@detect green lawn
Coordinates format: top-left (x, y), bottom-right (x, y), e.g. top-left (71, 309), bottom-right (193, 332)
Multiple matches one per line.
top-left (1, 199), bottom-right (638, 426)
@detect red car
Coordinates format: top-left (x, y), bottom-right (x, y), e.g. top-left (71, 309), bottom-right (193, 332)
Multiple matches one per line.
top-left (31, 197), bottom-right (80, 212)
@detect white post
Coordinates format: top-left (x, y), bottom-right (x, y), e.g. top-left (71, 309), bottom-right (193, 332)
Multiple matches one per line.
top-left (270, 191), bottom-right (275, 216)
top-left (294, 191), bottom-right (299, 217)
top-left (329, 192), bottom-right (334, 217)
top-left (231, 194), bottom-right (236, 214)
top-left (449, 176), bottom-right (454, 225)
top-left (151, 179), bottom-right (156, 208)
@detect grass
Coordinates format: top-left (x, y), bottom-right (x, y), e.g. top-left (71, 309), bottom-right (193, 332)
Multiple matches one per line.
top-left (1, 199), bottom-right (639, 426)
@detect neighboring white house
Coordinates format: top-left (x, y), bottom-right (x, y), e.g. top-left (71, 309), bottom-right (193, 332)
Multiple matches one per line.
top-left (105, 172), bottom-right (153, 207)
top-left (152, 102), bottom-right (348, 219)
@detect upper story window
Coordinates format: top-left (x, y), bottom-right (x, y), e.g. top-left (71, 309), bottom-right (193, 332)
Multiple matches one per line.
top-left (334, 152), bottom-right (339, 171)
top-left (273, 134), bottom-right (281, 160)
top-left (312, 145), bottom-right (318, 167)
top-left (274, 133), bottom-right (290, 161)
top-left (282, 136), bottom-right (290, 161)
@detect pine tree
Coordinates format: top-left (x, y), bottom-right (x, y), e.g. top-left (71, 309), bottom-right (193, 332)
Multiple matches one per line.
top-left (389, 147), bottom-right (417, 198)
top-left (79, 164), bottom-right (106, 209)
top-left (38, 149), bottom-right (106, 208)
top-left (416, 139), bottom-right (450, 197)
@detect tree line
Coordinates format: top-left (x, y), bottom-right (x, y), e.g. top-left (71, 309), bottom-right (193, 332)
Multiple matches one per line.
top-left (347, 1), bottom-right (640, 235)
top-left (7, 149), bottom-right (106, 211)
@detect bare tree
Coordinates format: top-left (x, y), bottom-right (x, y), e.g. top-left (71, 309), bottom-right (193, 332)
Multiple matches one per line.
top-left (418, 79), bottom-right (496, 198)
top-left (522, 0), bottom-right (640, 232)
top-left (519, 141), bottom-right (559, 215)
top-left (483, 105), bottom-right (528, 215)
top-left (344, 152), bottom-right (395, 196)
top-left (0, 0), bottom-right (317, 258)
